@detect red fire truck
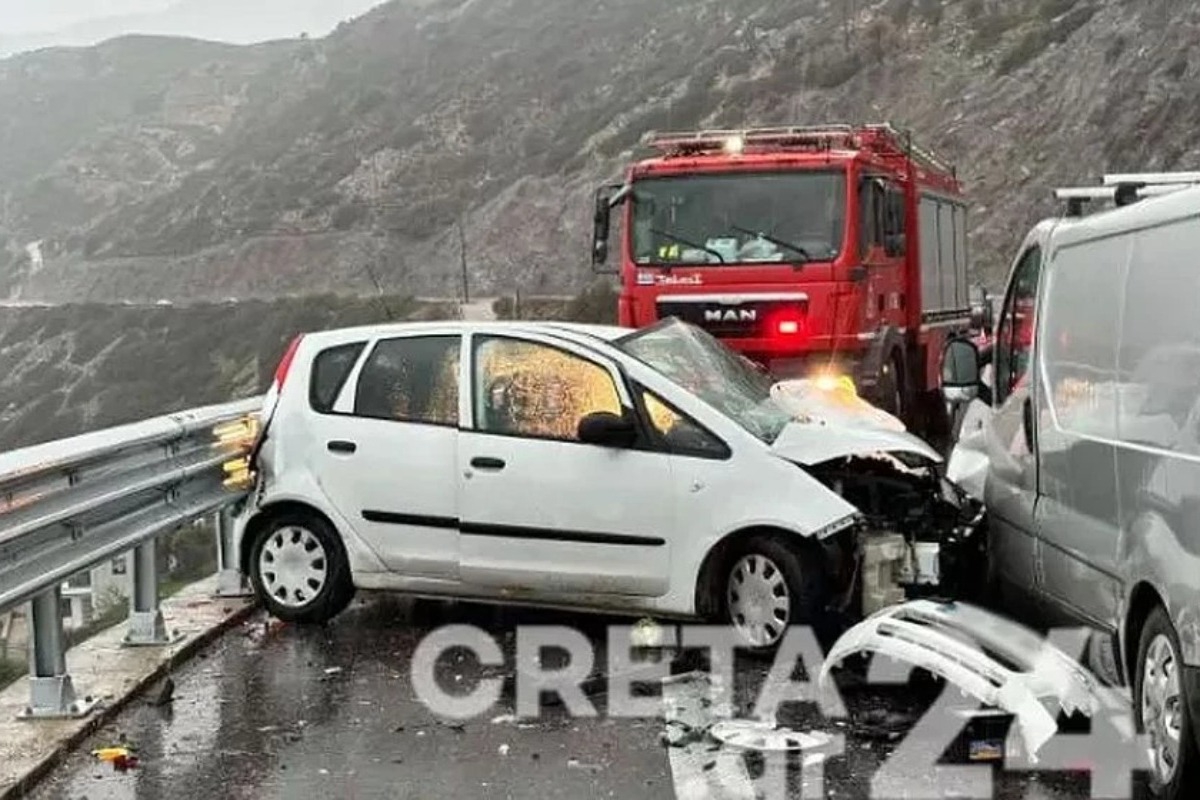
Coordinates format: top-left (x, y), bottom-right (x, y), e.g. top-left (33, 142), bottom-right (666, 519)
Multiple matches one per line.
top-left (591, 124), bottom-right (973, 430)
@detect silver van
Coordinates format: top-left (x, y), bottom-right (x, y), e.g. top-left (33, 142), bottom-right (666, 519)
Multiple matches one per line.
top-left (942, 174), bottom-right (1200, 798)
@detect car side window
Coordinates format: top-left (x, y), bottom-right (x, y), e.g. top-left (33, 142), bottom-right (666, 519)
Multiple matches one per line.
top-left (995, 246), bottom-right (1042, 405)
top-left (474, 337), bottom-right (621, 441)
top-left (310, 342), bottom-right (366, 413)
top-left (641, 389), bottom-right (728, 459)
top-left (354, 336), bottom-right (460, 425)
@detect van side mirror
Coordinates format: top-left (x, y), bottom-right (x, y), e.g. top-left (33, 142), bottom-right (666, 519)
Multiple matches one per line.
top-left (578, 411), bottom-right (638, 448)
top-left (941, 338), bottom-right (981, 405)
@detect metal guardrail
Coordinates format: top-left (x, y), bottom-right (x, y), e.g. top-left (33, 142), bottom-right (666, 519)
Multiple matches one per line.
top-left (0, 397), bottom-right (262, 719)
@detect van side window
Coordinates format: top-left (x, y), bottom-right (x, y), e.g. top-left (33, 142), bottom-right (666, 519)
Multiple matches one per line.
top-left (995, 246), bottom-right (1042, 405)
top-left (1119, 226), bottom-right (1200, 449)
top-left (354, 336), bottom-right (460, 425)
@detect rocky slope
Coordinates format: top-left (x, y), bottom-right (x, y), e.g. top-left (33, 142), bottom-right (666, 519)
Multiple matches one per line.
top-left (0, 295), bottom-right (454, 450)
top-left (1, 0), bottom-right (1197, 302)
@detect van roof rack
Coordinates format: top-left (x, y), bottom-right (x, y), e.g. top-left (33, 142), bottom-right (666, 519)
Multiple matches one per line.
top-left (1053, 171), bottom-right (1200, 217)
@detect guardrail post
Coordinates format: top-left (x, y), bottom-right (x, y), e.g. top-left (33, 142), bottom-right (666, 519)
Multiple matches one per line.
top-left (19, 588), bottom-right (97, 719)
top-left (215, 508), bottom-right (252, 597)
top-left (123, 538), bottom-right (182, 647)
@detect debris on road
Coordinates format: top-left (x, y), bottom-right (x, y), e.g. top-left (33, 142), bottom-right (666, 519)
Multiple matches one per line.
top-left (92, 746), bottom-right (139, 772)
top-left (150, 676), bottom-right (175, 707)
top-left (819, 600), bottom-right (1104, 758)
top-left (707, 721), bottom-right (836, 754)
top-left (567, 757), bottom-right (604, 773)
top-left (498, 744), bottom-right (510, 756)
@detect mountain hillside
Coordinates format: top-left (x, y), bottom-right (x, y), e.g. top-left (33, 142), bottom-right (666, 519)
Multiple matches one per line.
top-left (1, 0), bottom-right (1198, 303)
top-left (0, 295), bottom-right (455, 450)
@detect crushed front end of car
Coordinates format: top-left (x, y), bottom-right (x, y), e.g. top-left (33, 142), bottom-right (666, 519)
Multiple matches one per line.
top-left (768, 379), bottom-right (988, 625)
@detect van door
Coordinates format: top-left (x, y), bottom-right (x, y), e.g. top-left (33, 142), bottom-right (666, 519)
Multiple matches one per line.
top-left (1032, 238), bottom-right (1126, 629)
top-left (985, 244), bottom-right (1045, 607)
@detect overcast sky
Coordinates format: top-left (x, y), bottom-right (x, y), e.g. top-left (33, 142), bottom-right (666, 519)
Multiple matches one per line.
top-left (0, 0), bottom-right (387, 41)
top-left (0, 1), bottom-right (171, 34)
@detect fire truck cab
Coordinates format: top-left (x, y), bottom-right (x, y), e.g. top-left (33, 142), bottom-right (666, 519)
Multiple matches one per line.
top-left (592, 124), bottom-right (973, 430)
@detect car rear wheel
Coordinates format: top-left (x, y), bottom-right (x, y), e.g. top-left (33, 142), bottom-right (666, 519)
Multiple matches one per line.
top-left (249, 512), bottom-right (354, 624)
top-left (721, 535), bottom-right (827, 653)
top-left (1135, 606), bottom-right (1200, 798)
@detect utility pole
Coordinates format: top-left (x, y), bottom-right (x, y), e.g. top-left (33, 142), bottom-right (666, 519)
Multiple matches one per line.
top-left (457, 214), bottom-right (469, 304)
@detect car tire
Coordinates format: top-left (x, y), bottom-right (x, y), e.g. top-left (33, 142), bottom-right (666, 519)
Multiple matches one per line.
top-left (720, 534), bottom-right (830, 654)
top-left (249, 511), bottom-right (355, 624)
top-left (1135, 606), bottom-right (1200, 799)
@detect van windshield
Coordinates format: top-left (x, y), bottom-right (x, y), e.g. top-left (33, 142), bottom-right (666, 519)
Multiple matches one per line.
top-left (630, 171), bottom-right (846, 266)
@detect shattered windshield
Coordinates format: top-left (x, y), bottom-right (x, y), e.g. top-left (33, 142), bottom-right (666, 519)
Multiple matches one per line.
top-left (617, 319), bottom-right (792, 443)
top-left (630, 171), bottom-right (846, 266)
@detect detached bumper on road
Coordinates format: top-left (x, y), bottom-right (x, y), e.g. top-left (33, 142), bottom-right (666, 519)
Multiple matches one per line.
top-left (818, 600), bottom-right (1105, 757)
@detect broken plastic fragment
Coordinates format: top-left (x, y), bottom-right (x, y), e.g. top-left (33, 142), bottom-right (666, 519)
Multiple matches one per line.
top-left (708, 720), bottom-right (836, 753)
top-left (819, 600), bottom-right (1103, 758)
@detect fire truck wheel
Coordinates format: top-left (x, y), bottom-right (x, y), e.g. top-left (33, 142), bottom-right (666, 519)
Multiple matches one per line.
top-left (877, 354), bottom-right (905, 420)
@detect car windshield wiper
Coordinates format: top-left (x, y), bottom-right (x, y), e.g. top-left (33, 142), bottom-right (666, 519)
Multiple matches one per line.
top-left (729, 224), bottom-right (811, 265)
top-left (649, 228), bottom-right (726, 264)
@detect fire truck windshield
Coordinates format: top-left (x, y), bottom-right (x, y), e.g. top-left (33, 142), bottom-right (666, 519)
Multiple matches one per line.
top-left (630, 171), bottom-right (846, 266)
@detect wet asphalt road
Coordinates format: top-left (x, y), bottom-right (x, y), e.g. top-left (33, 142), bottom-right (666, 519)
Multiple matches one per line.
top-left (26, 594), bottom-right (1141, 800)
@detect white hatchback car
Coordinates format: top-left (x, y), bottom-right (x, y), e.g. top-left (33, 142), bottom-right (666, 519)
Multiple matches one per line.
top-left (237, 319), bottom-right (976, 648)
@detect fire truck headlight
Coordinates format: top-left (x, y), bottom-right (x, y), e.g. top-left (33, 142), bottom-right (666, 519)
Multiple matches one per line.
top-left (724, 135), bottom-right (745, 156)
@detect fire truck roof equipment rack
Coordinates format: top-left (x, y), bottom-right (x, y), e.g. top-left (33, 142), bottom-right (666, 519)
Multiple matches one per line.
top-left (644, 123), bottom-right (957, 178)
top-left (1054, 172), bottom-right (1200, 217)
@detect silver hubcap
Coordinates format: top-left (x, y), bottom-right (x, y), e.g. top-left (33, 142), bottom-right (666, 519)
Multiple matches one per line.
top-left (1142, 633), bottom-right (1183, 786)
top-left (727, 554), bottom-right (790, 647)
top-left (259, 526), bottom-right (328, 608)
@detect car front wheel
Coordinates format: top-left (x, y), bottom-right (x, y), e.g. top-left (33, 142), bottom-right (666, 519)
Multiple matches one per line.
top-left (249, 512), bottom-right (354, 624)
top-left (721, 535), bottom-right (827, 653)
top-left (1136, 606), bottom-right (1200, 798)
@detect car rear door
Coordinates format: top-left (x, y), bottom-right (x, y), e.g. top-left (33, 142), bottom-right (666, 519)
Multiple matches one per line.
top-left (311, 333), bottom-right (463, 579)
top-left (456, 332), bottom-right (674, 597)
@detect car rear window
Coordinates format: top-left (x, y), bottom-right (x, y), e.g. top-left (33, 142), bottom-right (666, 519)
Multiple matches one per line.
top-left (309, 342), bottom-right (366, 413)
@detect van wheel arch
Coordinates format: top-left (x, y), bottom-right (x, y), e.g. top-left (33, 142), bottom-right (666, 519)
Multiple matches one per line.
top-left (240, 501), bottom-right (340, 577)
top-left (1126, 582), bottom-right (1168, 685)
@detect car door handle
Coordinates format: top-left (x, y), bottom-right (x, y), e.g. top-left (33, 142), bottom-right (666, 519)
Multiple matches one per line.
top-left (328, 440), bottom-right (357, 454)
top-left (470, 456), bottom-right (506, 471)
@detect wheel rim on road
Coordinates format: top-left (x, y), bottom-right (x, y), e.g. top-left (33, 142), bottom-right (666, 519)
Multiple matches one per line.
top-left (259, 526), bottom-right (328, 608)
top-left (727, 554), bottom-right (790, 648)
top-left (1142, 633), bottom-right (1183, 786)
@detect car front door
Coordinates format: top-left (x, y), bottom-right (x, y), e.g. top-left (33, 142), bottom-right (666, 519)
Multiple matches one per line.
top-left (457, 333), bottom-right (674, 598)
top-left (984, 243), bottom-right (1046, 608)
top-left (313, 334), bottom-right (463, 579)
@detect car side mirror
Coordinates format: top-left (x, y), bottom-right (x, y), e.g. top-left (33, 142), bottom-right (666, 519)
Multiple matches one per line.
top-left (941, 338), bottom-right (981, 405)
top-left (578, 411), bottom-right (638, 448)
